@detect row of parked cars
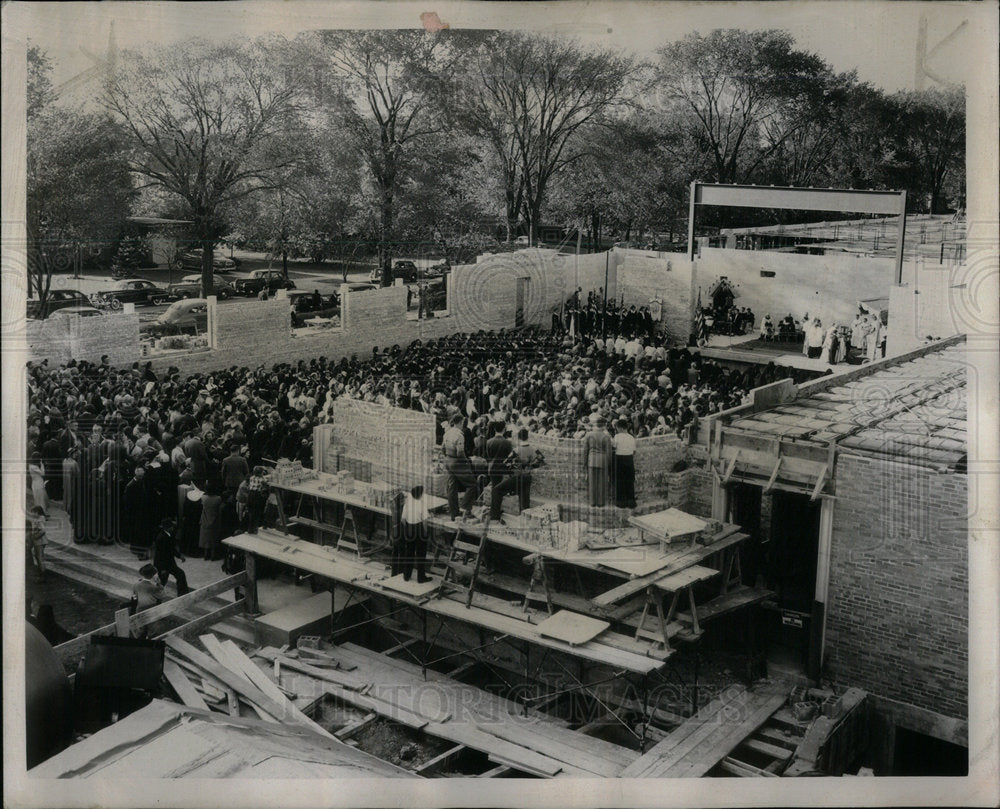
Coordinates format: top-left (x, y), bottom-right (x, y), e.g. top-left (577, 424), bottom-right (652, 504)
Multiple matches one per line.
top-left (28, 269), bottom-right (298, 319)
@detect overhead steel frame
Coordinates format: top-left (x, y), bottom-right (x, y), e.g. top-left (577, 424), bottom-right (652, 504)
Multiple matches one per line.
top-left (686, 182), bottom-right (909, 283)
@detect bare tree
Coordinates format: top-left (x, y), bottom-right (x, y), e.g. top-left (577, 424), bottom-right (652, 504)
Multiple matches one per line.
top-left (104, 38), bottom-right (302, 298)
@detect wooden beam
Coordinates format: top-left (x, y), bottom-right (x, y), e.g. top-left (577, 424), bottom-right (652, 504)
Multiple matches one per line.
top-left (163, 636), bottom-right (287, 724)
top-left (114, 608), bottom-right (130, 638)
top-left (155, 599), bottom-right (245, 640)
top-left (413, 743), bottom-right (466, 775)
top-left (810, 464), bottom-right (829, 501)
top-left (476, 764), bottom-right (513, 778)
top-left (763, 456), bottom-right (783, 493)
top-left (721, 455), bottom-right (738, 485)
top-left (132, 573), bottom-right (247, 630)
top-left (162, 659), bottom-right (209, 710)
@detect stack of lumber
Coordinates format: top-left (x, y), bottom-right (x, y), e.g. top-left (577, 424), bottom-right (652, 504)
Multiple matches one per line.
top-left (258, 640), bottom-right (641, 778)
top-left (162, 634), bottom-right (335, 740)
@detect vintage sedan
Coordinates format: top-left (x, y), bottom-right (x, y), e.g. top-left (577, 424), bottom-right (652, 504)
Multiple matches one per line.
top-left (27, 289), bottom-right (92, 319)
top-left (146, 298), bottom-right (209, 336)
top-left (232, 269), bottom-right (296, 296)
top-left (167, 274), bottom-right (235, 300)
top-left (179, 250), bottom-right (239, 272)
top-left (97, 278), bottom-right (173, 307)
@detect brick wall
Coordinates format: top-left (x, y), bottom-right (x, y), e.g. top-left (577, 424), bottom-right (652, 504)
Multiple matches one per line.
top-left (530, 431), bottom-right (689, 506)
top-left (825, 453), bottom-right (968, 729)
top-left (27, 313), bottom-right (141, 366)
top-left (214, 296), bottom-right (289, 348)
top-left (888, 258), bottom-right (963, 356)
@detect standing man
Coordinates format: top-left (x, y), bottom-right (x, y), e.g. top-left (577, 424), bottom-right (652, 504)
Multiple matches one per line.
top-left (441, 414), bottom-right (480, 522)
top-left (583, 416), bottom-right (613, 508)
top-left (612, 419), bottom-right (637, 508)
top-left (220, 443), bottom-right (249, 497)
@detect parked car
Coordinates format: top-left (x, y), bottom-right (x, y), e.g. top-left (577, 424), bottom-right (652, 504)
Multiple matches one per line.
top-left (287, 289), bottom-right (343, 327)
top-left (46, 305), bottom-right (106, 319)
top-left (167, 274), bottom-right (235, 300)
top-left (27, 290), bottom-right (92, 319)
top-left (232, 269), bottom-right (296, 296)
top-left (97, 278), bottom-right (173, 307)
top-left (370, 260), bottom-right (433, 285)
top-left (146, 298), bottom-right (209, 336)
top-left (179, 250), bottom-right (239, 272)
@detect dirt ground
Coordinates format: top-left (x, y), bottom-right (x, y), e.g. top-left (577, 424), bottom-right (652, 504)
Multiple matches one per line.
top-left (352, 718), bottom-right (450, 770)
top-left (26, 570), bottom-right (124, 637)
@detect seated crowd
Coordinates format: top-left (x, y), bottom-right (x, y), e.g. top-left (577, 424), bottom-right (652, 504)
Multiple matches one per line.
top-left (26, 293), bottom-right (824, 560)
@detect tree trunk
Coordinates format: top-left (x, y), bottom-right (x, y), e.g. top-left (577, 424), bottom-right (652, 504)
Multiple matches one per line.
top-left (200, 237), bottom-right (214, 299)
top-left (282, 250), bottom-right (288, 279)
top-left (379, 188), bottom-right (394, 286)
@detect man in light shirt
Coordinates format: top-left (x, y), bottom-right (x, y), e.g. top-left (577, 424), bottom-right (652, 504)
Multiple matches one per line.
top-left (613, 419), bottom-right (637, 508)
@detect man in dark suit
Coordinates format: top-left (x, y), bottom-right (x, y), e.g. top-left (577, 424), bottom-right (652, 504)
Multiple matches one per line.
top-left (583, 416), bottom-right (613, 507)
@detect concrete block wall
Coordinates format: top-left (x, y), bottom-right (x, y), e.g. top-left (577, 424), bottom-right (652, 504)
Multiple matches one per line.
top-left (148, 293), bottom-right (458, 376)
top-left (530, 431), bottom-right (689, 506)
top-left (27, 313), bottom-right (141, 366)
top-left (825, 453), bottom-right (968, 732)
top-left (449, 249), bottom-right (566, 332)
top-left (214, 297), bottom-right (289, 348)
top-left (615, 249), bottom-right (693, 343)
top-left (888, 258), bottom-right (964, 357)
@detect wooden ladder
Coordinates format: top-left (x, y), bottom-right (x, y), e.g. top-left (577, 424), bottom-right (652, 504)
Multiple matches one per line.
top-left (437, 516), bottom-right (490, 608)
top-left (521, 553), bottom-right (554, 615)
top-left (334, 508), bottom-right (362, 557)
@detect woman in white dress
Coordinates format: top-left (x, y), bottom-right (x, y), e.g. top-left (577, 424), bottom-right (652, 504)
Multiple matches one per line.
top-left (28, 454), bottom-right (49, 518)
top-left (819, 324), bottom-right (838, 365)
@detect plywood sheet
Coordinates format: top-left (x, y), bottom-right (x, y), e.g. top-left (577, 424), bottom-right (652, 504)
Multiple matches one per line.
top-left (629, 508), bottom-right (709, 541)
top-left (536, 610), bottom-right (610, 646)
top-left (380, 574), bottom-right (440, 598)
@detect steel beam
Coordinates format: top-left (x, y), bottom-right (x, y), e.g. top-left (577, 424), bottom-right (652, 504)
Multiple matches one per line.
top-left (692, 183), bottom-right (906, 215)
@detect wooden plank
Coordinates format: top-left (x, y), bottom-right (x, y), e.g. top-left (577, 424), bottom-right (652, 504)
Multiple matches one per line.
top-left (476, 764), bottom-right (512, 777)
top-left (254, 648), bottom-right (369, 692)
top-left (156, 599), bottom-right (246, 639)
top-left (655, 565), bottom-right (719, 591)
top-left (163, 636), bottom-right (288, 724)
top-left (413, 744), bottom-right (466, 775)
top-left (219, 639), bottom-right (336, 739)
top-left (198, 634), bottom-right (275, 723)
top-left (131, 573), bottom-right (247, 630)
top-left (650, 689), bottom-right (788, 778)
top-left (675, 586), bottom-right (773, 625)
top-left (475, 722), bottom-right (624, 777)
top-left (591, 533), bottom-right (749, 607)
top-left (620, 686), bottom-right (749, 777)
top-left (740, 736), bottom-right (794, 761)
top-left (162, 659), bottom-right (209, 710)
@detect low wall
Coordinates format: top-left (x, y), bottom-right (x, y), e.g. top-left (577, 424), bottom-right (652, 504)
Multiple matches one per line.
top-left (530, 430), bottom-right (690, 507)
top-left (26, 312), bottom-right (141, 366)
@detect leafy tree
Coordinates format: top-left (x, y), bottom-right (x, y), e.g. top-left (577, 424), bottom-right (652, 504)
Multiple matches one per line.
top-left (463, 32), bottom-right (635, 244)
top-left (27, 47), bottom-right (135, 315)
top-left (104, 37), bottom-right (302, 298)
top-left (303, 30), bottom-right (459, 284)
top-left (655, 30), bottom-right (835, 187)
top-left (893, 87), bottom-right (965, 213)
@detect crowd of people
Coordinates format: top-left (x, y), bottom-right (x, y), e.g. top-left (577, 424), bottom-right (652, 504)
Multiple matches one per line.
top-left (759, 308), bottom-right (887, 363)
top-left (26, 289), bottom-right (828, 574)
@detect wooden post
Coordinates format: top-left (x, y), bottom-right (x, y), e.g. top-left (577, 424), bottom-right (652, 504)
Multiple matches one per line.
top-left (114, 608), bottom-right (131, 638)
top-left (245, 553), bottom-right (259, 614)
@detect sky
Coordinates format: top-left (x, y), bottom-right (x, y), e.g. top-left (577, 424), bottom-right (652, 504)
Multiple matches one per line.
top-left (10, 1), bottom-right (977, 100)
